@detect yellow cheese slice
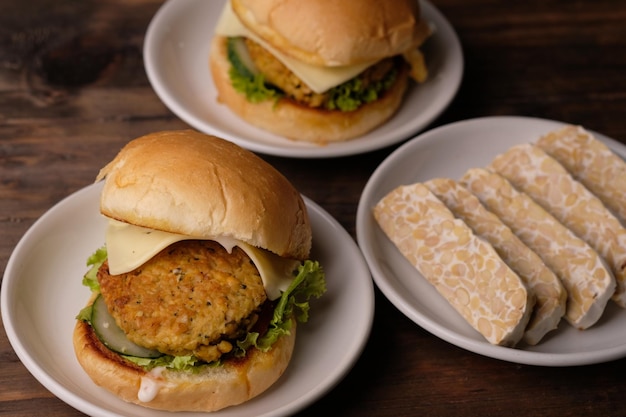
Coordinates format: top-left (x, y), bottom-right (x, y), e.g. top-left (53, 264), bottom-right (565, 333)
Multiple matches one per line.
top-left (214, 0), bottom-right (374, 94)
top-left (105, 219), bottom-right (300, 300)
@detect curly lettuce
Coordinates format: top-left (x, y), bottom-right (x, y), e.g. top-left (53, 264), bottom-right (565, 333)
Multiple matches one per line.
top-left (325, 68), bottom-right (397, 111)
top-left (75, 247), bottom-right (107, 321)
top-left (82, 246), bottom-right (106, 291)
top-left (236, 260), bottom-right (326, 354)
top-left (227, 37), bottom-right (282, 103)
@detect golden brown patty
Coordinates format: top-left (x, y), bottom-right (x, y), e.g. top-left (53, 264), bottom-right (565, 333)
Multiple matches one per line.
top-left (244, 38), bottom-right (398, 108)
top-left (98, 240), bottom-right (267, 363)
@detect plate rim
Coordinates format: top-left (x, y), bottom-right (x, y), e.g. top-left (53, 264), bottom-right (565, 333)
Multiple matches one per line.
top-left (1, 183), bottom-right (375, 417)
top-left (142, 0), bottom-right (464, 158)
top-left (356, 115), bottom-right (626, 367)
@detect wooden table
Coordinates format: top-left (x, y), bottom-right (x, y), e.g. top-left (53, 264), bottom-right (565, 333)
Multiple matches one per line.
top-left (2, 1), bottom-right (626, 416)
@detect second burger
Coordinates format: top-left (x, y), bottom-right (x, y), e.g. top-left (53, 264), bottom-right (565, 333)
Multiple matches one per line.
top-left (210, 0), bottom-right (433, 144)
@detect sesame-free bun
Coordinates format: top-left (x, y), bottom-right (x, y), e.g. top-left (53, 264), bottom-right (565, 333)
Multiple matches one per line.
top-left (230, 0), bottom-right (432, 66)
top-left (73, 298), bottom-right (297, 412)
top-left (95, 130), bottom-right (311, 260)
top-left (209, 36), bottom-right (411, 144)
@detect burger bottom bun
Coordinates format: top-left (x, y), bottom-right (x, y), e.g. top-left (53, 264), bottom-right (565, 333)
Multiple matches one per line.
top-left (209, 36), bottom-right (410, 145)
top-left (73, 317), bottom-right (296, 412)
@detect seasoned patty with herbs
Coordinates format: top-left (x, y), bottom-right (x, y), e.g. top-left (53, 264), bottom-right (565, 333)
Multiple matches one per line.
top-left (239, 37), bottom-right (402, 111)
top-left (97, 240), bottom-right (267, 363)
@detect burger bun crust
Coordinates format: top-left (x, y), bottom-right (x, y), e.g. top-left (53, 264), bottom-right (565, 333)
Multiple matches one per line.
top-left (96, 130), bottom-right (312, 260)
top-left (73, 313), bottom-right (296, 412)
top-left (230, 0), bottom-right (430, 66)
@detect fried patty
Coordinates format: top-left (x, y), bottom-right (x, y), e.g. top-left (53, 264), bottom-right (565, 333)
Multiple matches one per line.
top-left (97, 240), bottom-right (267, 363)
top-left (245, 38), bottom-right (397, 108)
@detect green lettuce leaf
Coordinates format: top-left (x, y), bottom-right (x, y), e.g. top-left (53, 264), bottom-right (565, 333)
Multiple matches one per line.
top-left (76, 247), bottom-right (105, 321)
top-left (76, 304), bottom-right (93, 321)
top-left (82, 246), bottom-right (106, 292)
top-left (238, 260), bottom-right (326, 353)
top-left (325, 68), bottom-right (397, 111)
top-left (123, 354), bottom-right (217, 372)
top-left (230, 68), bottom-right (282, 103)
top-left (227, 37), bottom-right (282, 103)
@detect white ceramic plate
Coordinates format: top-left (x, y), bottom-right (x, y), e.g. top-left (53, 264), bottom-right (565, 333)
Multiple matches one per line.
top-left (356, 116), bottom-right (626, 366)
top-left (143, 0), bottom-right (463, 158)
top-left (1, 182), bottom-right (374, 417)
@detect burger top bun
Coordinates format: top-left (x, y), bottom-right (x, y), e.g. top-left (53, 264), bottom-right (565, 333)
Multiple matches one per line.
top-left (95, 130), bottom-right (312, 260)
top-left (230, 0), bottom-right (431, 66)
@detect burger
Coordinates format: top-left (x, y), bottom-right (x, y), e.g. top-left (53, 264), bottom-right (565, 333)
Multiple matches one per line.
top-left (209, 0), bottom-right (433, 144)
top-left (73, 130), bottom-right (326, 412)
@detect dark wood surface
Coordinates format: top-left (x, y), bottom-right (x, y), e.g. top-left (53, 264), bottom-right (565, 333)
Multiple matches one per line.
top-left (2, 1), bottom-right (626, 416)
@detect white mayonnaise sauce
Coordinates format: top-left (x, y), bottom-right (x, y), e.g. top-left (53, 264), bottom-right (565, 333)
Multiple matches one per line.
top-left (138, 366), bottom-right (166, 403)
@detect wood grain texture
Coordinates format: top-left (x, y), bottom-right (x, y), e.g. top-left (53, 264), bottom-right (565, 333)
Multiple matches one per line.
top-left (1, 0), bottom-right (626, 416)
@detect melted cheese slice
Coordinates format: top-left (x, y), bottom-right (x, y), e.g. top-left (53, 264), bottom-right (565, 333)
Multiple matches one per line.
top-left (214, 0), bottom-right (375, 93)
top-left (105, 219), bottom-right (300, 300)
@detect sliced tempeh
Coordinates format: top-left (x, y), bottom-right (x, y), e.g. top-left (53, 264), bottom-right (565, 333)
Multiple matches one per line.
top-left (489, 143), bottom-right (626, 307)
top-left (460, 168), bottom-right (615, 330)
top-left (424, 178), bottom-right (566, 345)
top-left (373, 182), bottom-right (534, 346)
top-left (536, 125), bottom-right (626, 225)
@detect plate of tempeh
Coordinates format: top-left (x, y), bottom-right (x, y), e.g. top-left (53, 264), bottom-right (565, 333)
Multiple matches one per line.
top-left (356, 116), bottom-right (626, 366)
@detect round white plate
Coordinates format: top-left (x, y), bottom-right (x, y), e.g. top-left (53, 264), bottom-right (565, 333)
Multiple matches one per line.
top-left (1, 182), bottom-right (374, 417)
top-left (143, 0), bottom-right (463, 158)
top-left (356, 115), bottom-right (626, 366)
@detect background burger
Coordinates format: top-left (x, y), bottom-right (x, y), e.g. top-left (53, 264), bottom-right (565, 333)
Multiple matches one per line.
top-left (73, 130), bottom-right (326, 412)
top-left (209, 0), bottom-right (433, 144)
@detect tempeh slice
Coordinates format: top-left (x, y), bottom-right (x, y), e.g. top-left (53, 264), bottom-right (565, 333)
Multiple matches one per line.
top-left (424, 178), bottom-right (566, 345)
top-left (489, 144), bottom-right (626, 307)
top-left (373, 183), bottom-right (534, 347)
top-left (460, 168), bottom-right (615, 330)
top-left (536, 125), bottom-right (626, 225)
